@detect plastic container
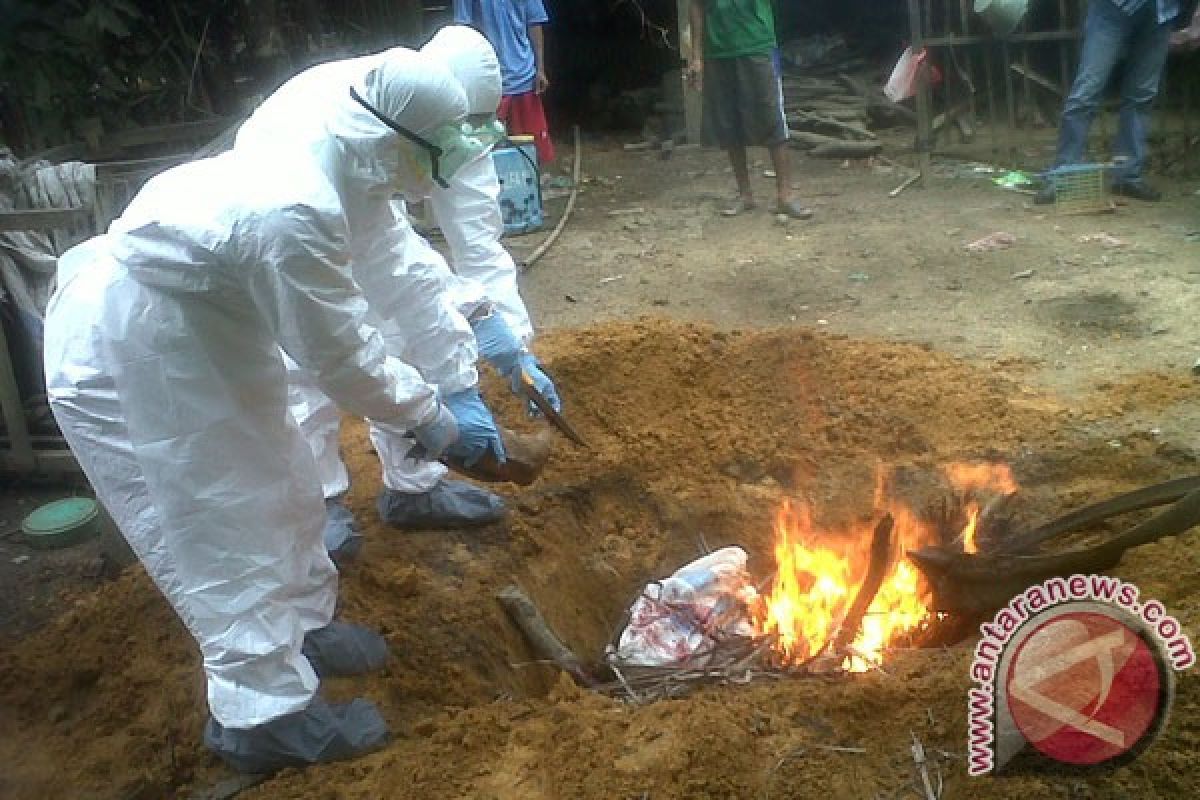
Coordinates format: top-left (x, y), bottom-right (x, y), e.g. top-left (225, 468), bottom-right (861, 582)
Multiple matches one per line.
top-left (491, 136), bottom-right (543, 235)
top-left (974, 0), bottom-right (1029, 36)
top-left (21, 497), bottom-right (102, 549)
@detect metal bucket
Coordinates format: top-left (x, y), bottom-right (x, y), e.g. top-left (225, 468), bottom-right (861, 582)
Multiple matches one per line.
top-left (974, 0), bottom-right (1029, 35)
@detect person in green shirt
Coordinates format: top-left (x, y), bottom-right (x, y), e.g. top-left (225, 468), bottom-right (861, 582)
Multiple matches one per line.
top-left (687, 0), bottom-right (813, 219)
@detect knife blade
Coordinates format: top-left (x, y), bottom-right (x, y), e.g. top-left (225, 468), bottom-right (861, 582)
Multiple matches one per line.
top-left (518, 371), bottom-right (589, 448)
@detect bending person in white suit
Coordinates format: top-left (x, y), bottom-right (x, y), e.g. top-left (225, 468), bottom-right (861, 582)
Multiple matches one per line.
top-left (44, 51), bottom-right (507, 773)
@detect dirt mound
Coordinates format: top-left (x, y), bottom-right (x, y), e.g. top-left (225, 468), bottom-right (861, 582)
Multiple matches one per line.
top-left (2, 319), bottom-right (1197, 799)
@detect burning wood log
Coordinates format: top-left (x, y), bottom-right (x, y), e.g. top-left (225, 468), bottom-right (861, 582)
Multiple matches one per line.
top-left (833, 514), bottom-right (895, 654)
top-left (497, 584), bottom-right (600, 688)
top-left (909, 486), bottom-right (1200, 615)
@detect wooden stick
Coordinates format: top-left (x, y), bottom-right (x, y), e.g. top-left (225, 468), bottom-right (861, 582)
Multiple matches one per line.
top-left (889, 173), bottom-right (922, 198)
top-left (788, 111), bottom-right (877, 141)
top-left (1009, 63), bottom-right (1063, 97)
top-left (522, 124), bottom-right (582, 271)
top-left (809, 140), bottom-right (883, 159)
top-left (833, 514), bottom-right (895, 653)
top-left (497, 584), bottom-right (599, 688)
top-left (911, 732), bottom-right (939, 800)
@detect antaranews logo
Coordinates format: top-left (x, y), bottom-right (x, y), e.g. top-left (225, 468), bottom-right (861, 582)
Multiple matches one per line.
top-left (967, 574), bottom-right (1194, 775)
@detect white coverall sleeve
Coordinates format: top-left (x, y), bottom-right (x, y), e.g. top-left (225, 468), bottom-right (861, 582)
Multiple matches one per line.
top-left (245, 204), bottom-right (443, 433)
top-left (429, 153), bottom-right (535, 343)
top-left (347, 194), bottom-right (483, 393)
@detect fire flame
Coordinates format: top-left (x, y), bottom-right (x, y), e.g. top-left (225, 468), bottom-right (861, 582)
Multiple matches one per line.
top-left (945, 463), bottom-right (1017, 554)
top-left (759, 464), bottom-right (1017, 671)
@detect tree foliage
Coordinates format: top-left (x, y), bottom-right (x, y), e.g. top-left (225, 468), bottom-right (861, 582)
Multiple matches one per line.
top-left (0, 0), bottom-right (424, 155)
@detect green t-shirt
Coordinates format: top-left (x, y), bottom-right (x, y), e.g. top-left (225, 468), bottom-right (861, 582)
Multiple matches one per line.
top-left (703, 0), bottom-right (777, 59)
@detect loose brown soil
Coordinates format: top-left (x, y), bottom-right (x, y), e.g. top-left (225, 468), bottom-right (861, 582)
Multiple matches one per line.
top-left (2, 139), bottom-right (1199, 799)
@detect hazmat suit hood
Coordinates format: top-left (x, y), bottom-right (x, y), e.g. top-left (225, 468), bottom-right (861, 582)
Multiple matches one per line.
top-left (231, 47), bottom-right (489, 396)
top-left (421, 25), bottom-right (503, 117)
top-left (321, 48), bottom-right (470, 197)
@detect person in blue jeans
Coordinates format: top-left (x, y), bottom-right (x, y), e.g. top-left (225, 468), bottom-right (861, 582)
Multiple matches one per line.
top-left (1037, 0), bottom-right (1194, 203)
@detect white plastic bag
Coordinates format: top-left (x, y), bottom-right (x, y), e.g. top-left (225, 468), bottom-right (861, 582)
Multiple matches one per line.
top-left (884, 46), bottom-right (926, 103)
top-left (611, 547), bottom-right (758, 668)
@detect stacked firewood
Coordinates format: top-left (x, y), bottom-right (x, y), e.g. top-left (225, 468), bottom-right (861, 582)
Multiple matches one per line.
top-left (780, 37), bottom-right (914, 159)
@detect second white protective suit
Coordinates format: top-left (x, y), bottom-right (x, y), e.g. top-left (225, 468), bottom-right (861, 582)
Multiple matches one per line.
top-left (235, 27), bottom-right (543, 526)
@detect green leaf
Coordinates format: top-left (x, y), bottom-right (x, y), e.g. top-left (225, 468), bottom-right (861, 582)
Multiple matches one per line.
top-left (94, 5), bottom-right (131, 38)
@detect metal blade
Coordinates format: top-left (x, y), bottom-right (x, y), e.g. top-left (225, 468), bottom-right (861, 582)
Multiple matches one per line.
top-left (519, 372), bottom-right (589, 448)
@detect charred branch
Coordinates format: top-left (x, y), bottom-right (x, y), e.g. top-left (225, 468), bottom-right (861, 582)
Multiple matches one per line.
top-left (833, 514), bottom-right (895, 653)
top-left (497, 584), bottom-right (601, 688)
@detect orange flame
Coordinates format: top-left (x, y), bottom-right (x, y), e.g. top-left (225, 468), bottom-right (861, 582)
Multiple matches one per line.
top-left (945, 463), bottom-right (1017, 555)
top-left (961, 510), bottom-right (980, 554)
top-left (759, 463), bottom-right (1018, 671)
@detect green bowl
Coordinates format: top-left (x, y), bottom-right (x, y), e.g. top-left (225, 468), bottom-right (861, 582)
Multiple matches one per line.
top-left (21, 497), bottom-right (102, 550)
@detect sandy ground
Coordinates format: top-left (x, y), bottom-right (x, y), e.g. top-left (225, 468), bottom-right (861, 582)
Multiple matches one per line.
top-left (1, 133), bottom-right (1199, 799)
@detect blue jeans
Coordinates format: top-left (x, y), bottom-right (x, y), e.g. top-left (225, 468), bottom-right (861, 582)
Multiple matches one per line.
top-left (1052, 0), bottom-right (1171, 185)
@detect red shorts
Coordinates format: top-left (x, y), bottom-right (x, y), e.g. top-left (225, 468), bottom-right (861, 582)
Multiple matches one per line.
top-left (498, 91), bottom-right (555, 165)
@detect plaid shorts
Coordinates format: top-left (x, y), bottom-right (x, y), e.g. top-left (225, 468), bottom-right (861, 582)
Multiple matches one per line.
top-left (702, 53), bottom-right (789, 148)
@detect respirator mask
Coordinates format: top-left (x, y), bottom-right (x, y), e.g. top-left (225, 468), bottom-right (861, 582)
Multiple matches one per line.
top-left (351, 87), bottom-right (505, 190)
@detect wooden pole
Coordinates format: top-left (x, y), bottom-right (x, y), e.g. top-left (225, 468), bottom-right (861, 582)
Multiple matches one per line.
top-left (907, 0), bottom-right (932, 185)
top-left (0, 319), bottom-right (34, 471)
top-left (677, 0), bottom-right (703, 144)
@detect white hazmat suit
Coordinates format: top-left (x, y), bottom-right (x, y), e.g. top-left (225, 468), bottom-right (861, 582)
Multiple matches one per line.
top-left (235, 26), bottom-right (547, 531)
top-left (44, 52), bottom-right (485, 771)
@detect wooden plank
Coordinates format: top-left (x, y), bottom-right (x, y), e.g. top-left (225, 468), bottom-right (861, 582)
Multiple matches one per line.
top-left (101, 118), bottom-right (233, 151)
top-left (922, 29), bottom-right (1080, 47)
top-left (0, 208), bottom-right (91, 232)
top-left (0, 449), bottom-right (80, 475)
top-left (1009, 63), bottom-right (1064, 97)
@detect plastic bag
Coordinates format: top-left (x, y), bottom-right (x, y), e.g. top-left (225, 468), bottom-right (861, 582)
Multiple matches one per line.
top-left (610, 547), bottom-right (759, 668)
top-left (884, 46), bottom-right (927, 103)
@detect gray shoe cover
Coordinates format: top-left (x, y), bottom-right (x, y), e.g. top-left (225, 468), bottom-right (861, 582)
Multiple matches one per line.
top-left (302, 621), bottom-right (389, 678)
top-left (376, 479), bottom-right (506, 529)
top-left (204, 696), bottom-right (388, 774)
top-left (323, 498), bottom-right (362, 563)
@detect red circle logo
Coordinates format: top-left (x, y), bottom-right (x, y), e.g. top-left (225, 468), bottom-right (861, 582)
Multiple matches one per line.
top-left (1005, 610), bottom-right (1167, 766)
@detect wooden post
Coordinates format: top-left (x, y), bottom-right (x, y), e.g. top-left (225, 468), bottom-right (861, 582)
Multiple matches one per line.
top-left (0, 318), bottom-right (35, 472)
top-left (907, 0), bottom-right (933, 185)
top-left (677, 0), bottom-right (703, 145)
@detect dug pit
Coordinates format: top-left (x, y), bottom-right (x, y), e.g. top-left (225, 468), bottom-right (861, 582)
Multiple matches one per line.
top-left (2, 319), bottom-right (1199, 799)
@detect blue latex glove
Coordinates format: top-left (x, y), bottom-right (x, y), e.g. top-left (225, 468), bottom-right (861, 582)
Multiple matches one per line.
top-left (471, 312), bottom-right (523, 376)
top-left (471, 313), bottom-right (562, 414)
top-left (441, 387), bottom-right (506, 467)
top-left (513, 352), bottom-right (562, 414)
